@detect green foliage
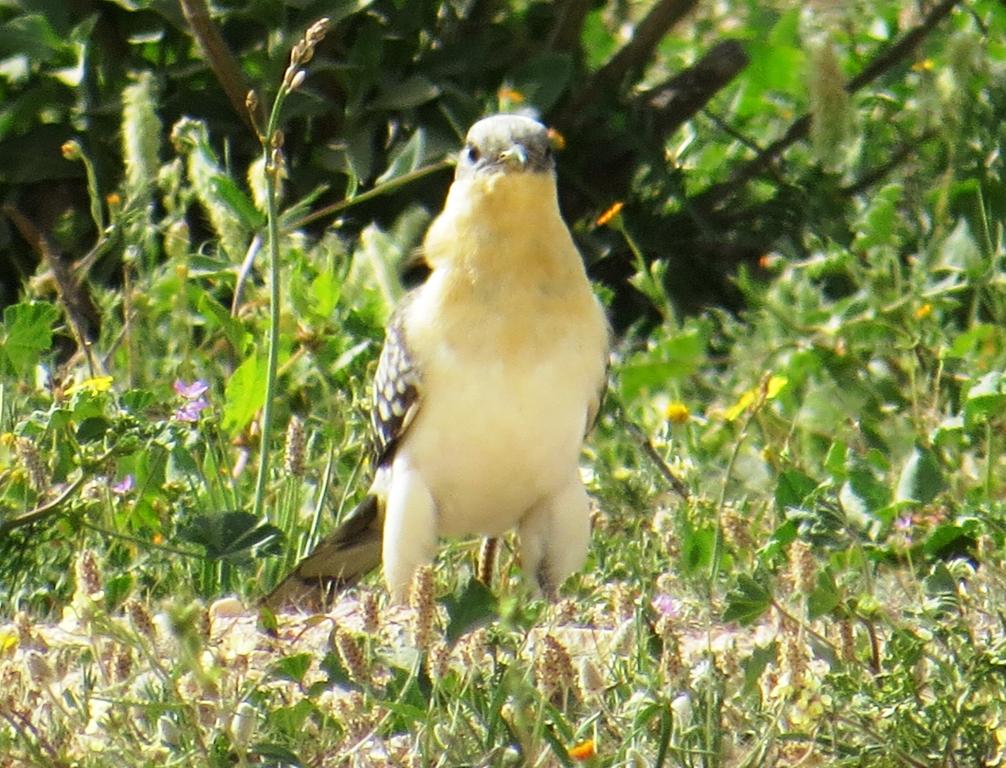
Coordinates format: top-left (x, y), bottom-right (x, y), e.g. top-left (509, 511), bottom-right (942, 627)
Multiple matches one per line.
top-left (2, 0), bottom-right (1006, 765)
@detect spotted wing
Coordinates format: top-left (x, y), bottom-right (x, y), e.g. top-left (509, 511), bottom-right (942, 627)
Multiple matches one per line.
top-left (371, 309), bottom-right (421, 467)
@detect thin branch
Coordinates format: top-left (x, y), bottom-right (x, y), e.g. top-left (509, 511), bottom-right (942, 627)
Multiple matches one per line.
top-left (0, 476), bottom-right (86, 536)
top-left (696, 0), bottom-right (963, 210)
top-left (179, 0), bottom-right (260, 131)
top-left (840, 131), bottom-right (935, 197)
top-left (559, 0), bottom-right (699, 125)
top-left (640, 39), bottom-right (749, 138)
top-left (622, 419), bottom-right (691, 501)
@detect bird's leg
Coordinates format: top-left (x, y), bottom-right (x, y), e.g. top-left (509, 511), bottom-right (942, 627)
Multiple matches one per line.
top-left (383, 458), bottom-right (438, 602)
top-left (518, 472), bottom-right (591, 598)
top-left (477, 537), bottom-right (499, 588)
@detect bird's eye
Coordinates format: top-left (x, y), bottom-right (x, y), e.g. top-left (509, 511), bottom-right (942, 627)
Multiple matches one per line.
top-left (464, 145), bottom-right (481, 163)
top-left (544, 146), bottom-right (554, 160)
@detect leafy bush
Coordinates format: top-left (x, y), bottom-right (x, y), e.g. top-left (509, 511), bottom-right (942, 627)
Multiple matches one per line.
top-left (2, 0), bottom-right (1006, 765)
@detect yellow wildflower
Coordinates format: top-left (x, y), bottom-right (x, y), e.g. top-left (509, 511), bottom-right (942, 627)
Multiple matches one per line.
top-left (568, 739), bottom-right (596, 761)
top-left (724, 375), bottom-right (788, 421)
top-left (596, 201), bottom-right (624, 227)
top-left (665, 401), bottom-right (690, 425)
top-left (64, 376), bottom-right (114, 396)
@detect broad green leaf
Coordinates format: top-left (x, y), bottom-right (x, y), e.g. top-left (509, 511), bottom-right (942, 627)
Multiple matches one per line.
top-left (370, 75), bottom-right (441, 110)
top-left (923, 524), bottom-right (965, 557)
top-left (178, 510), bottom-right (284, 564)
top-left (680, 525), bottom-right (715, 576)
top-left (965, 371), bottom-right (1006, 422)
top-left (222, 353), bottom-right (267, 433)
top-left (269, 653), bottom-right (313, 684)
top-left (196, 289), bottom-right (249, 353)
top-left (722, 574), bottom-right (772, 625)
top-left (442, 576), bottom-right (498, 644)
top-left (807, 569), bottom-right (840, 620)
top-left (853, 183), bottom-right (902, 251)
top-left (895, 445), bottom-right (944, 505)
top-left (619, 327), bottom-right (705, 400)
top-left (775, 469), bottom-right (818, 510)
top-left (1, 301), bottom-right (59, 374)
top-left (249, 743), bottom-right (304, 767)
top-left (310, 269), bottom-right (340, 319)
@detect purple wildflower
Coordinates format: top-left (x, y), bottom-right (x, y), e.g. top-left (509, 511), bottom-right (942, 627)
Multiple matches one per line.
top-left (173, 379), bottom-right (209, 400)
top-left (111, 475), bottom-right (135, 495)
top-left (174, 398), bottom-right (208, 423)
top-left (651, 593), bottom-right (681, 619)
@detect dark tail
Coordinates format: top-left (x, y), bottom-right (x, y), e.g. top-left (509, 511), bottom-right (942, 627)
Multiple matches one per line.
top-left (262, 494), bottom-right (383, 611)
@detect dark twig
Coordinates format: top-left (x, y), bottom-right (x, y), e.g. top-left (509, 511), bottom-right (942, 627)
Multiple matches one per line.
top-left (640, 39), bottom-right (750, 138)
top-left (695, 0), bottom-right (963, 210)
top-left (841, 131), bottom-right (935, 197)
top-left (0, 476), bottom-right (86, 536)
top-left (623, 420), bottom-right (691, 501)
top-left (179, 0), bottom-right (261, 131)
top-left (559, 0), bottom-right (700, 125)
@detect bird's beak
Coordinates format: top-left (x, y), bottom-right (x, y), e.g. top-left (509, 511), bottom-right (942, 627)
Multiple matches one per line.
top-left (498, 144), bottom-right (528, 170)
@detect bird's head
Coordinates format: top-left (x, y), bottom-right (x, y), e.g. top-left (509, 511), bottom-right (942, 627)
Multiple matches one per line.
top-left (456, 114), bottom-right (555, 180)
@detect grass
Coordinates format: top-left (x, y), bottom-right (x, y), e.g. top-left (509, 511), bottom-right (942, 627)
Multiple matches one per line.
top-left (3, 20), bottom-right (1006, 768)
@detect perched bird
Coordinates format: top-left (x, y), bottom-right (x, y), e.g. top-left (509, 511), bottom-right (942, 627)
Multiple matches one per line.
top-left (266, 114), bottom-right (610, 607)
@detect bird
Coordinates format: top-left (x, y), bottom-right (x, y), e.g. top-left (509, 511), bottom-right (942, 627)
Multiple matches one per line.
top-left (266, 113), bottom-right (610, 608)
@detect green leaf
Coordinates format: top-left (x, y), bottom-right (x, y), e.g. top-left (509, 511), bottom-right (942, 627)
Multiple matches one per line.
top-left (965, 371), bottom-right (1006, 422)
top-left (853, 183), bottom-right (903, 251)
top-left (196, 289), bottom-right (249, 353)
top-left (722, 574), bottom-right (772, 625)
top-left (178, 511), bottom-right (284, 564)
top-left (75, 416), bottom-right (110, 443)
top-left (680, 525), bottom-right (715, 576)
top-left (441, 576), bottom-right (498, 644)
top-left (923, 524), bottom-right (965, 557)
top-left (841, 458), bottom-right (890, 517)
top-left (209, 174), bottom-right (263, 229)
top-left (807, 569), bottom-right (840, 620)
top-left (742, 643), bottom-right (776, 695)
top-left (1, 301), bottom-right (59, 375)
top-left (264, 700), bottom-right (315, 737)
top-left (120, 389), bottom-right (157, 413)
top-left (509, 52), bottom-right (574, 112)
top-left (618, 327), bottom-right (705, 400)
top-left (310, 269), bottom-right (341, 319)
top-left (319, 650), bottom-right (358, 690)
top-left (248, 743), bottom-right (304, 767)
top-left (269, 653), bottom-right (313, 684)
top-left (895, 445), bottom-right (944, 505)
top-left (370, 75), bottom-right (441, 110)
top-left (222, 353), bottom-right (266, 434)
top-left (376, 127), bottom-right (426, 185)
top-left (775, 469), bottom-right (818, 510)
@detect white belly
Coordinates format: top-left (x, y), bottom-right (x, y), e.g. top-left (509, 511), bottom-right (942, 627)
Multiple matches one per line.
top-left (399, 347), bottom-right (594, 537)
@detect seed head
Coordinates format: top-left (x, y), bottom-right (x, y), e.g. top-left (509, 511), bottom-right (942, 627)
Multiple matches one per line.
top-left (789, 540), bottom-right (816, 595)
top-left (284, 416), bottom-right (306, 477)
top-left (335, 628), bottom-right (368, 683)
top-left (536, 633), bottom-right (574, 701)
top-left (16, 438), bottom-right (49, 493)
top-left (409, 565), bottom-right (436, 650)
top-left (76, 549), bottom-right (102, 598)
top-left (126, 599), bottom-right (157, 640)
